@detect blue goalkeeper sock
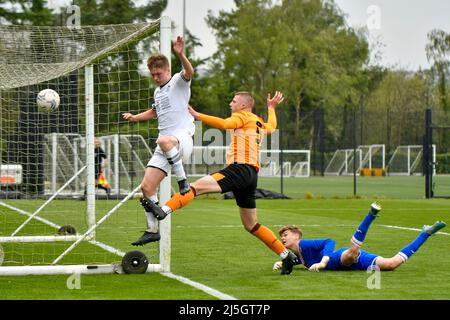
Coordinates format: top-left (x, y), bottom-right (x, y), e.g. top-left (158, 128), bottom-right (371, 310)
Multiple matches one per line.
top-left (351, 211), bottom-right (377, 247)
top-left (397, 232), bottom-right (430, 261)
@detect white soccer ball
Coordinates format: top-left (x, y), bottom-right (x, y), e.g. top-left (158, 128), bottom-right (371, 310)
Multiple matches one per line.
top-left (37, 89), bottom-right (60, 112)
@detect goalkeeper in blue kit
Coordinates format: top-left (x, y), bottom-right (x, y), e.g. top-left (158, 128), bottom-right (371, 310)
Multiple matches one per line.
top-left (274, 203), bottom-right (446, 273)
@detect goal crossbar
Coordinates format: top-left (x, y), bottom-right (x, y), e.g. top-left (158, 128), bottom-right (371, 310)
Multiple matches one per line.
top-left (0, 21), bottom-right (160, 90)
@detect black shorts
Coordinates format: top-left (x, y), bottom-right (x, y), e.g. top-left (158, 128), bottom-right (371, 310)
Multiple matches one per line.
top-left (211, 163), bottom-right (258, 209)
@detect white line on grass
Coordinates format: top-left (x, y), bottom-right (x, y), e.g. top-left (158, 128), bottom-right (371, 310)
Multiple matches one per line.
top-left (3, 201), bottom-right (447, 298)
top-left (0, 201), bottom-right (59, 229)
top-left (0, 201), bottom-right (131, 255)
top-left (380, 224), bottom-right (450, 236)
top-left (175, 223), bottom-right (450, 236)
top-left (161, 272), bottom-right (237, 300)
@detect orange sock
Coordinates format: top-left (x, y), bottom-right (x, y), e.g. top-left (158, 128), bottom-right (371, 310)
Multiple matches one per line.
top-left (165, 189), bottom-right (195, 213)
top-left (251, 224), bottom-right (286, 256)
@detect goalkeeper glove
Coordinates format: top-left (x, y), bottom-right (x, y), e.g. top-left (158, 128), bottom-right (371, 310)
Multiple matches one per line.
top-left (272, 261), bottom-right (282, 271)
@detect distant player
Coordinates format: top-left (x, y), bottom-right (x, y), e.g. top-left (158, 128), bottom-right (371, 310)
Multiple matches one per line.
top-left (142, 90), bottom-right (298, 275)
top-left (122, 36), bottom-right (195, 246)
top-left (94, 137), bottom-right (110, 195)
top-left (273, 202), bottom-right (446, 273)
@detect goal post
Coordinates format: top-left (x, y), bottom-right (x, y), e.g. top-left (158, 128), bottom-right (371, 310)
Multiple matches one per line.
top-left (387, 145), bottom-right (436, 176)
top-left (186, 146), bottom-right (311, 178)
top-left (0, 18), bottom-right (172, 275)
top-left (324, 144), bottom-right (385, 176)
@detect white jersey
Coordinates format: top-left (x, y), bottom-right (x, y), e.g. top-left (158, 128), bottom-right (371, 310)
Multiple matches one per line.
top-left (153, 71), bottom-right (195, 137)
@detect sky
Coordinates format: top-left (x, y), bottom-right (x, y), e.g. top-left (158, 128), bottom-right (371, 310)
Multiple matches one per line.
top-left (47, 0), bottom-right (450, 70)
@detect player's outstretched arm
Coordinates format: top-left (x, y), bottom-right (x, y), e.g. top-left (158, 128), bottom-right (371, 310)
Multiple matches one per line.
top-left (265, 91), bottom-right (284, 133)
top-left (122, 108), bottom-right (156, 122)
top-left (267, 91), bottom-right (284, 110)
top-left (173, 36), bottom-right (194, 81)
top-left (308, 256), bottom-right (330, 272)
top-left (188, 105), bottom-right (243, 130)
top-left (188, 105), bottom-right (201, 120)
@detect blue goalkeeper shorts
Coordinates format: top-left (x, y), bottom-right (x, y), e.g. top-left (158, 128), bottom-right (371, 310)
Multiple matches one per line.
top-left (325, 248), bottom-right (379, 271)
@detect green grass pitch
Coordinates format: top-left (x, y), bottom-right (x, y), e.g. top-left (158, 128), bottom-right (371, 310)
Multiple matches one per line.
top-left (1, 176), bottom-right (449, 300)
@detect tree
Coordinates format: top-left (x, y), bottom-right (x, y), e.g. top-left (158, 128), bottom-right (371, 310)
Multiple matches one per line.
top-left (66, 0), bottom-right (167, 25)
top-left (0, 0), bottom-right (53, 25)
top-left (64, 0), bottom-right (168, 137)
top-left (364, 69), bottom-right (430, 148)
top-left (203, 0), bottom-right (370, 150)
top-left (426, 29), bottom-right (450, 112)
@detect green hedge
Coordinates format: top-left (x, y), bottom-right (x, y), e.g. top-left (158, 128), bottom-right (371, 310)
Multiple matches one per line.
top-left (436, 153), bottom-right (450, 174)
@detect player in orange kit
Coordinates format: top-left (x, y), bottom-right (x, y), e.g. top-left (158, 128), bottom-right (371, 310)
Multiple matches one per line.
top-left (142, 91), bottom-right (298, 275)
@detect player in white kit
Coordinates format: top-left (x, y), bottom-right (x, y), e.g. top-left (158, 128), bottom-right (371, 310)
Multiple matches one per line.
top-left (122, 36), bottom-right (195, 245)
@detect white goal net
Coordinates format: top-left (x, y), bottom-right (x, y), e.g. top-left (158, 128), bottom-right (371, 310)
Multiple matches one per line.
top-left (186, 146), bottom-right (310, 178)
top-left (0, 18), bottom-right (172, 275)
top-left (387, 145), bottom-right (436, 176)
top-left (324, 144), bottom-right (385, 176)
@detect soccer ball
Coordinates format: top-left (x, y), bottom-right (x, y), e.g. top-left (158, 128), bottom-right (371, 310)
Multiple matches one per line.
top-left (36, 89), bottom-right (60, 112)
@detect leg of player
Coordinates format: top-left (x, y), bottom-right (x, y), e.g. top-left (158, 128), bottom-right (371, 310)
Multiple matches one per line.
top-left (240, 208), bottom-right (296, 275)
top-left (377, 220), bottom-right (446, 271)
top-left (147, 175), bottom-right (222, 221)
top-left (131, 167), bottom-right (166, 246)
top-left (342, 202), bottom-right (382, 265)
top-left (157, 135), bottom-right (190, 195)
top-left (350, 202), bottom-right (381, 248)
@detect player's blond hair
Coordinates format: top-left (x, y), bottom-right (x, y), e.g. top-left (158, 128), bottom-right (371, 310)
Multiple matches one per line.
top-left (278, 225), bottom-right (303, 238)
top-left (235, 91), bottom-right (255, 108)
top-left (147, 54), bottom-right (170, 70)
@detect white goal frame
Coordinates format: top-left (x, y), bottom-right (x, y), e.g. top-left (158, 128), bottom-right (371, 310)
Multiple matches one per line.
top-left (324, 144), bottom-right (385, 176)
top-left (387, 145), bottom-right (436, 176)
top-left (0, 17), bottom-right (172, 276)
top-left (187, 146), bottom-right (311, 178)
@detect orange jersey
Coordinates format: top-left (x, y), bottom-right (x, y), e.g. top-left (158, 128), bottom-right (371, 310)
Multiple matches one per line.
top-left (198, 109), bottom-right (277, 171)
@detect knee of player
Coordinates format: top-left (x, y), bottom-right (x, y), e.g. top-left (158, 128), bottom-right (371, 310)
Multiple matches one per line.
top-left (141, 180), bottom-right (156, 195)
top-left (347, 246), bottom-right (360, 256)
top-left (157, 136), bottom-right (177, 149)
top-left (342, 248), bottom-right (359, 264)
top-left (378, 258), bottom-right (401, 271)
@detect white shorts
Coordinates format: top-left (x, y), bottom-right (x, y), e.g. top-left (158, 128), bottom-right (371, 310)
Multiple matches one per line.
top-left (147, 132), bottom-right (193, 175)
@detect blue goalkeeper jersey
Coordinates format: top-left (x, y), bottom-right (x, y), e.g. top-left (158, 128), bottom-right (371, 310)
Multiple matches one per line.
top-left (297, 239), bottom-right (379, 271)
top-left (297, 239), bottom-right (336, 268)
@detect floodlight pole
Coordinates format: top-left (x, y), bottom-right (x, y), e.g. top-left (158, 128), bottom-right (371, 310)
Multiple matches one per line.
top-left (280, 112), bottom-right (284, 195)
top-left (424, 108), bottom-right (433, 199)
top-left (353, 109), bottom-right (357, 197)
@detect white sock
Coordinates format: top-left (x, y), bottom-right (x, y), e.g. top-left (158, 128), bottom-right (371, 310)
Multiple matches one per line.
top-left (279, 249), bottom-right (290, 260)
top-left (165, 147), bottom-right (186, 181)
top-left (161, 205), bottom-right (172, 214)
top-left (146, 195), bottom-right (159, 233)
